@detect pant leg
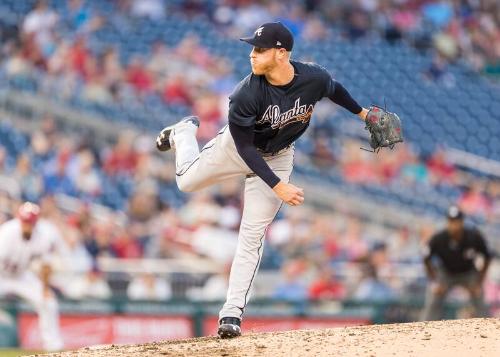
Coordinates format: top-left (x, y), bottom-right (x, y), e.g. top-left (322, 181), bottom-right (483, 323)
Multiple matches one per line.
top-left (219, 148), bottom-right (294, 320)
top-left (37, 295), bottom-right (63, 351)
top-left (456, 271), bottom-right (489, 318)
top-left (173, 125), bottom-right (249, 192)
top-left (1, 273), bottom-right (63, 351)
top-left (421, 274), bottom-right (452, 321)
top-left (469, 292), bottom-right (489, 317)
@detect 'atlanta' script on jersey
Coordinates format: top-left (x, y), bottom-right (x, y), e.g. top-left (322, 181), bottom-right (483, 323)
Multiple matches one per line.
top-left (258, 98), bottom-right (314, 129)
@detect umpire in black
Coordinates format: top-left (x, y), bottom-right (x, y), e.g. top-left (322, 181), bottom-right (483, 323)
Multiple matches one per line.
top-left (421, 205), bottom-right (491, 320)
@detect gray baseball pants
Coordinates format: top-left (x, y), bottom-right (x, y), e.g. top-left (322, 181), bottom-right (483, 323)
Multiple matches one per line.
top-left (421, 269), bottom-right (488, 321)
top-left (172, 122), bottom-right (294, 320)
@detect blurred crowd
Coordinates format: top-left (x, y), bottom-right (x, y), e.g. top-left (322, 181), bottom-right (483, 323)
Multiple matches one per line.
top-left (194, 0), bottom-right (500, 75)
top-left (305, 133), bottom-right (500, 221)
top-left (2, 0), bottom-right (239, 139)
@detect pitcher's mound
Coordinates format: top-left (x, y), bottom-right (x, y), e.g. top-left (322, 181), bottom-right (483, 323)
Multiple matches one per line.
top-left (35, 318), bottom-right (499, 357)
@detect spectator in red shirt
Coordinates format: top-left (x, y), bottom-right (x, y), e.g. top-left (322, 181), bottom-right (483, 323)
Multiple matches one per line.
top-left (20, 32), bottom-right (47, 70)
top-left (125, 56), bottom-right (153, 94)
top-left (341, 143), bottom-right (378, 184)
top-left (68, 36), bottom-right (91, 78)
top-left (375, 152), bottom-right (401, 184)
top-left (111, 230), bottom-right (143, 259)
top-left (309, 266), bottom-right (344, 300)
top-left (426, 148), bottom-right (457, 185)
top-left (162, 75), bottom-right (192, 105)
top-left (458, 183), bottom-right (492, 218)
top-left (103, 131), bottom-right (139, 175)
top-left (193, 93), bottom-right (223, 141)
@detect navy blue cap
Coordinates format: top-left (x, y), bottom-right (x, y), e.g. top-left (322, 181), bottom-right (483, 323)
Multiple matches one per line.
top-left (240, 22), bottom-right (294, 51)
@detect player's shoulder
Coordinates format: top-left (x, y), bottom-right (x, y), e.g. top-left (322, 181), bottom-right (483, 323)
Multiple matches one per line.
top-left (0, 218), bottom-right (20, 233)
top-left (0, 220), bottom-right (21, 248)
top-left (464, 227), bottom-right (485, 241)
top-left (293, 60), bottom-right (331, 78)
top-left (230, 73), bottom-right (261, 100)
top-left (429, 229), bottom-right (447, 244)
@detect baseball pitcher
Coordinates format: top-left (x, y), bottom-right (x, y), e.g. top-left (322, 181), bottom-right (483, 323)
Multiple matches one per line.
top-left (156, 22), bottom-right (403, 338)
top-left (0, 202), bottom-right (64, 351)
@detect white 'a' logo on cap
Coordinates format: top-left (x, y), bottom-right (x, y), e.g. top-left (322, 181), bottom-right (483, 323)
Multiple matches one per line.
top-left (255, 27), bottom-right (264, 36)
top-left (277, 41), bottom-right (281, 46)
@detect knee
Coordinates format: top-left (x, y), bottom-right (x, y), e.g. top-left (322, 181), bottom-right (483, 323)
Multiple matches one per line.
top-left (239, 224), bottom-right (266, 241)
top-left (236, 231), bottom-right (266, 253)
top-left (237, 240), bottom-right (263, 255)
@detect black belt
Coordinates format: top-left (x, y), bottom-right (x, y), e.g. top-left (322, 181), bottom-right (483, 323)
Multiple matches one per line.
top-left (257, 144), bottom-right (294, 157)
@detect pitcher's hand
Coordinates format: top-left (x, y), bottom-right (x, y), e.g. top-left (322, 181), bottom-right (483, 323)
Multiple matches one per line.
top-left (273, 181), bottom-right (304, 206)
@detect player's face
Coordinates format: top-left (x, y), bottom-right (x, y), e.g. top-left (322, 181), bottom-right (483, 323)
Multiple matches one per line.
top-left (447, 219), bottom-right (464, 237)
top-left (21, 221), bottom-right (35, 240)
top-left (249, 47), bottom-right (278, 75)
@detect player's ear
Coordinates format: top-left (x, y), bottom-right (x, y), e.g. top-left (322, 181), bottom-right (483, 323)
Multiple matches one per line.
top-left (277, 48), bottom-right (288, 60)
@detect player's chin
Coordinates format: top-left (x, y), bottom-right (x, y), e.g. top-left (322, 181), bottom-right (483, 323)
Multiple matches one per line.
top-left (251, 66), bottom-right (263, 75)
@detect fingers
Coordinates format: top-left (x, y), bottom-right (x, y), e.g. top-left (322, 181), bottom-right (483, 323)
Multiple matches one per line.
top-left (295, 187), bottom-right (304, 204)
top-left (275, 183), bottom-right (304, 206)
top-left (287, 194), bottom-right (304, 206)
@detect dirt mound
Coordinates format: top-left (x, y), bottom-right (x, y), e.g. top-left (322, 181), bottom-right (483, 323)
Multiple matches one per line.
top-left (34, 318), bottom-right (499, 357)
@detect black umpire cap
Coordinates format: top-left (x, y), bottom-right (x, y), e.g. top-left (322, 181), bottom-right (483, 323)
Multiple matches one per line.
top-left (447, 205), bottom-right (464, 220)
top-left (240, 22), bottom-right (294, 51)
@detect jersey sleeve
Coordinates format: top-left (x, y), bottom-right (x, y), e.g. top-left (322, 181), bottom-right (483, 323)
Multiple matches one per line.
top-left (316, 64), bottom-right (362, 114)
top-left (323, 70), bottom-right (337, 98)
top-left (474, 230), bottom-right (492, 259)
top-left (314, 64), bottom-right (336, 98)
top-left (228, 77), bottom-right (259, 127)
top-left (229, 122), bottom-right (281, 188)
top-left (423, 235), bottom-right (437, 260)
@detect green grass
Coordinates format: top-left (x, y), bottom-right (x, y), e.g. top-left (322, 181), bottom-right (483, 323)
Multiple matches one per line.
top-left (0, 349), bottom-right (43, 357)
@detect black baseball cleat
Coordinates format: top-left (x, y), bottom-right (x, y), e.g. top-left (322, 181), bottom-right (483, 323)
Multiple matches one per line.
top-left (217, 317), bottom-right (241, 339)
top-left (156, 115), bottom-right (200, 152)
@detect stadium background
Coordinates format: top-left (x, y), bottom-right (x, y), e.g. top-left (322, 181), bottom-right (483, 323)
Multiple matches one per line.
top-left (0, 0), bottom-right (498, 351)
